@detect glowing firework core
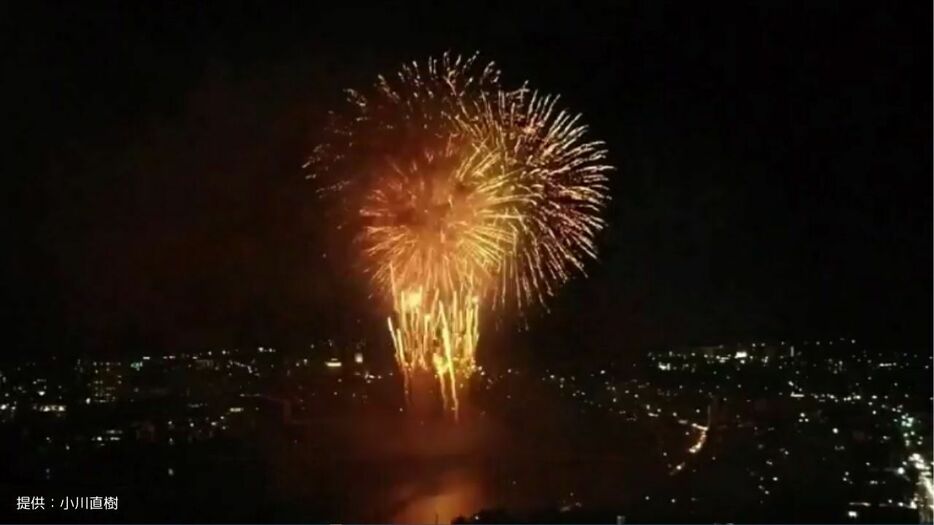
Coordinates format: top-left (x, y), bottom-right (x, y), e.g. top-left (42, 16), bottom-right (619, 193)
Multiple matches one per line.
top-left (367, 147), bottom-right (501, 417)
top-left (310, 54), bottom-right (611, 419)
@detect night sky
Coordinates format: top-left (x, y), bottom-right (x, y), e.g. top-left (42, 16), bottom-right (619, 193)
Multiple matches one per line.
top-left (3, 2), bottom-right (931, 361)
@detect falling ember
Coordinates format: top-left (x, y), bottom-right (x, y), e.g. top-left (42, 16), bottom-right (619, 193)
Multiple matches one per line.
top-left (308, 53), bottom-right (612, 419)
top-left (386, 278), bottom-right (480, 418)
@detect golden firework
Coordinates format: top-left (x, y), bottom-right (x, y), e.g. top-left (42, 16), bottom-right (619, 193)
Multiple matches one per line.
top-left (308, 53), bottom-right (611, 419)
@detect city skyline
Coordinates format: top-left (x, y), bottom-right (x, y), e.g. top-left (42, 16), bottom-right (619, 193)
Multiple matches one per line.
top-left (1, 336), bottom-right (930, 522)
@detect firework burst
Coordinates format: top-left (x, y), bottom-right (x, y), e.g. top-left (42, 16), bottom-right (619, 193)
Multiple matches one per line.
top-left (307, 53), bottom-right (611, 419)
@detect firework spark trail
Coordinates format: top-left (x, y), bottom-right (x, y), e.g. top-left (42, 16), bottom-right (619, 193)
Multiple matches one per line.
top-left (309, 53), bottom-right (612, 419)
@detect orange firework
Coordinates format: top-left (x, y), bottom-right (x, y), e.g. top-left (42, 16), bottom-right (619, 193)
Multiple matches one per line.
top-left (307, 53), bottom-right (611, 419)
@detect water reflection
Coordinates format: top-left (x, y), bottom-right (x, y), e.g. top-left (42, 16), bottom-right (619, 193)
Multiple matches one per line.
top-left (390, 467), bottom-right (486, 524)
top-left (266, 408), bottom-right (656, 523)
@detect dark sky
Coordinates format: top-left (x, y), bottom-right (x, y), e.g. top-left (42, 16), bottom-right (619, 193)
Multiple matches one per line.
top-left (3, 1), bottom-right (931, 361)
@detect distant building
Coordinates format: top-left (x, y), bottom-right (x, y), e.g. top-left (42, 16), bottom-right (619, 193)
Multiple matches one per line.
top-left (80, 360), bottom-right (124, 404)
